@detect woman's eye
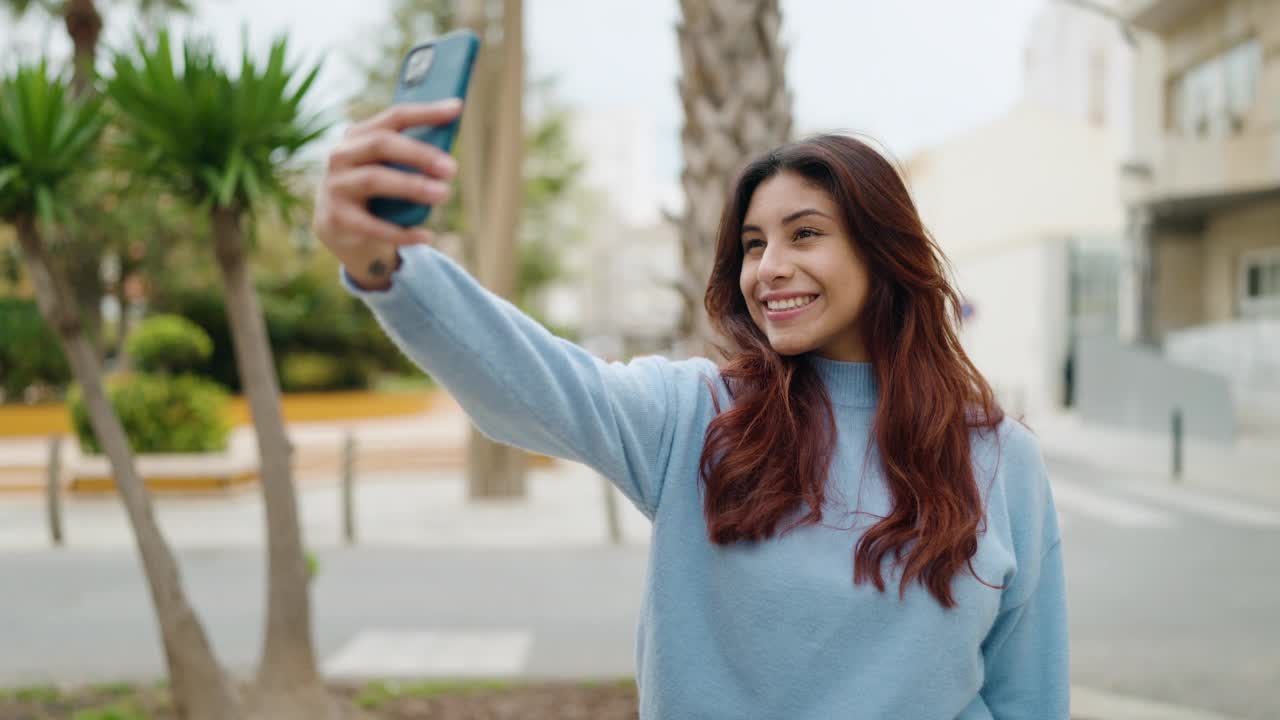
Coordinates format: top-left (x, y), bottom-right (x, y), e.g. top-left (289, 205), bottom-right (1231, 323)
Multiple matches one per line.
top-left (794, 227), bottom-right (819, 240)
top-left (743, 238), bottom-right (765, 252)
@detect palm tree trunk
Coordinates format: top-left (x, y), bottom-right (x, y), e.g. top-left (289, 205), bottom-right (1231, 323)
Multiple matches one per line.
top-left (208, 207), bottom-right (335, 719)
top-left (460, 0), bottom-right (527, 499)
top-left (113, 253), bottom-right (133, 367)
top-left (15, 215), bottom-right (240, 720)
top-left (63, 0), bottom-right (102, 97)
top-left (676, 0), bottom-right (793, 356)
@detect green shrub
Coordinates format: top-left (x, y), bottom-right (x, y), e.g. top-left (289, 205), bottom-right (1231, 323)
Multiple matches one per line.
top-left (126, 314), bottom-right (212, 375)
top-left (150, 277), bottom-right (397, 392)
top-left (281, 351), bottom-right (350, 389)
top-left (69, 373), bottom-right (230, 454)
top-left (0, 297), bottom-right (70, 401)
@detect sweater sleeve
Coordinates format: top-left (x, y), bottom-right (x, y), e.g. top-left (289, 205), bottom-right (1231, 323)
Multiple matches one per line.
top-left (978, 427), bottom-right (1070, 719)
top-left (979, 538), bottom-right (1070, 719)
top-left (339, 244), bottom-right (704, 518)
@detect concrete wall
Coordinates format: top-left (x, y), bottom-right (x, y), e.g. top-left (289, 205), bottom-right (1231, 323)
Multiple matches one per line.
top-left (907, 102), bottom-right (1127, 260)
top-left (1152, 229), bottom-right (1207, 334)
top-left (1166, 319), bottom-right (1280, 432)
top-left (1204, 200), bottom-right (1280, 323)
top-left (1020, 0), bottom-right (1137, 157)
top-left (952, 238), bottom-right (1070, 419)
top-left (1076, 334), bottom-right (1235, 442)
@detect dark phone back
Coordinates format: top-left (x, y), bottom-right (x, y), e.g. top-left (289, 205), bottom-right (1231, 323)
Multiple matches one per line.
top-left (368, 30), bottom-right (480, 227)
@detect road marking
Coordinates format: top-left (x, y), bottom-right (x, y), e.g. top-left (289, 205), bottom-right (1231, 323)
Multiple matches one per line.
top-left (1071, 685), bottom-right (1242, 720)
top-left (1051, 478), bottom-right (1177, 528)
top-left (1119, 483), bottom-right (1280, 528)
top-left (323, 628), bottom-right (533, 680)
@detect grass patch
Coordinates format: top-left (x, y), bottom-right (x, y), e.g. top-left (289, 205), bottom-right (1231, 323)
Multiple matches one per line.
top-left (577, 676), bottom-right (635, 690)
top-left (354, 678), bottom-right (520, 709)
top-left (14, 684), bottom-right (62, 703)
top-left (71, 702), bottom-right (150, 720)
top-left (89, 682), bottom-right (136, 698)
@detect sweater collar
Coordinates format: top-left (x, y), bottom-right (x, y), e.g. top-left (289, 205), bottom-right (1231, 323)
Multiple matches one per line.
top-left (807, 355), bottom-right (878, 408)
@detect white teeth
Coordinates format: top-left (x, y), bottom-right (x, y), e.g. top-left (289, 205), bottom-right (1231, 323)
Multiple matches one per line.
top-left (766, 295), bottom-right (815, 311)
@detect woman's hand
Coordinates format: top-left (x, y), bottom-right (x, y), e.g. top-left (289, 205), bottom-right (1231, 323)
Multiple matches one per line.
top-left (312, 99), bottom-right (462, 290)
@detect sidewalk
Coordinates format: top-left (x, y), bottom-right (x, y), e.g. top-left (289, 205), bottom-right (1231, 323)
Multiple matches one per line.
top-left (1029, 410), bottom-right (1280, 505)
top-left (0, 400), bottom-right (482, 493)
top-left (0, 459), bottom-right (652, 551)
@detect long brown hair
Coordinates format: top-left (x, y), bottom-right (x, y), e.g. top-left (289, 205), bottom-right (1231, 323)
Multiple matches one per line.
top-left (700, 134), bottom-right (1004, 608)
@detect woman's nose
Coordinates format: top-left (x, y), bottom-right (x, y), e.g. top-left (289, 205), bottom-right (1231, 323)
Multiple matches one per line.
top-left (758, 243), bottom-right (794, 282)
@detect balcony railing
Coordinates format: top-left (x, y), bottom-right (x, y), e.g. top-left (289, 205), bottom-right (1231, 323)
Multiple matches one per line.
top-left (1146, 129), bottom-right (1280, 201)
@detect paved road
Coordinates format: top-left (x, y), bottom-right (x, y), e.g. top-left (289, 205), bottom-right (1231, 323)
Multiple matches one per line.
top-left (0, 457), bottom-right (1276, 719)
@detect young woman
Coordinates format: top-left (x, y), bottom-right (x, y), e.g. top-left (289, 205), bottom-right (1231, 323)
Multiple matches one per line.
top-left (314, 99), bottom-right (1069, 719)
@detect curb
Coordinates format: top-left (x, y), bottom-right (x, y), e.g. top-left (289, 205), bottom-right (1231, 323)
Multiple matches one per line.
top-left (1071, 686), bottom-right (1241, 720)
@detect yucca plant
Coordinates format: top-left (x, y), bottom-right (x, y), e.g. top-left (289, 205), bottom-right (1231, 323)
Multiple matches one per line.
top-left (3, 0), bottom-right (195, 359)
top-left (106, 32), bottom-right (335, 719)
top-left (0, 60), bottom-right (241, 720)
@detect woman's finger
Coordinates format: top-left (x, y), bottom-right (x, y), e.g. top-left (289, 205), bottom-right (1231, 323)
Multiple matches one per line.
top-left (349, 99), bottom-right (463, 136)
top-left (329, 129), bottom-right (458, 179)
top-left (333, 204), bottom-right (435, 247)
top-left (328, 165), bottom-right (452, 206)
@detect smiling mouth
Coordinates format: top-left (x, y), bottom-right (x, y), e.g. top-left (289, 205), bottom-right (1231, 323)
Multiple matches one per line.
top-left (763, 295), bottom-right (818, 319)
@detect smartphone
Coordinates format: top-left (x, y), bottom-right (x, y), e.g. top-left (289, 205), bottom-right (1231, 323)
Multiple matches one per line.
top-left (368, 30), bottom-right (480, 227)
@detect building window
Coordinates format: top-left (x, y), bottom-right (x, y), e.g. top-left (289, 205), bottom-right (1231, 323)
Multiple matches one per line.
top-left (1173, 39), bottom-right (1261, 139)
top-left (1240, 248), bottom-right (1280, 317)
top-left (1088, 48), bottom-right (1107, 127)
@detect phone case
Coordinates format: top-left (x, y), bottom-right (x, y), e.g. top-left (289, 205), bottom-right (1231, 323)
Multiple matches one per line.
top-left (368, 30), bottom-right (480, 227)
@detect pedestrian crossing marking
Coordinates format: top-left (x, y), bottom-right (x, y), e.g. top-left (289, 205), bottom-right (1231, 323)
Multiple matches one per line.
top-left (1120, 483), bottom-right (1280, 528)
top-left (323, 628), bottom-right (533, 679)
top-left (1051, 475), bottom-right (1280, 530)
top-left (1050, 479), bottom-right (1178, 528)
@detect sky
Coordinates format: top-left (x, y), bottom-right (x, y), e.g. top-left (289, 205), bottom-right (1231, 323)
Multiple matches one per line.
top-left (1, 0), bottom-right (1047, 182)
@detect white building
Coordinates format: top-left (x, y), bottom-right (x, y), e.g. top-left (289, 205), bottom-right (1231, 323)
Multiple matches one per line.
top-left (541, 106), bottom-right (684, 359)
top-left (904, 0), bottom-right (1136, 419)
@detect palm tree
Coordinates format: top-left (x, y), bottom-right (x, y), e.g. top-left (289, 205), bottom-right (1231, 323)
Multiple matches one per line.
top-left (3, 0), bottom-right (191, 360)
top-left (457, 0), bottom-right (528, 498)
top-left (675, 0), bottom-right (794, 355)
top-left (4, 0), bottom-right (190, 95)
top-left (0, 60), bottom-right (240, 720)
top-left (105, 33), bottom-right (335, 719)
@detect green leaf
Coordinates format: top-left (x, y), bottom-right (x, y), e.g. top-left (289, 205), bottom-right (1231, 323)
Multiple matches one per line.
top-left (0, 166), bottom-right (18, 193)
top-left (217, 149), bottom-right (242, 207)
top-left (0, 60), bottom-right (107, 220)
top-left (34, 184), bottom-right (56, 228)
top-left (105, 30), bottom-right (328, 217)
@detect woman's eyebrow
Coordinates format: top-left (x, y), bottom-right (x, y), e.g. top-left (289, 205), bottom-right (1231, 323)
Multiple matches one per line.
top-left (742, 208), bottom-right (832, 235)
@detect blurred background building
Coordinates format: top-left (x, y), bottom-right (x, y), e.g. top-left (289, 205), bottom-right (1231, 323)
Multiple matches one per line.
top-left (905, 0), bottom-right (1132, 422)
top-left (543, 107), bottom-right (684, 360)
top-left (906, 0), bottom-right (1279, 442)
top-left (1120, 0), bottom-right (1280, 436)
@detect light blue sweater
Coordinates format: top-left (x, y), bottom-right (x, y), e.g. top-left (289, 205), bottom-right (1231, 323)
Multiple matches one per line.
top-left (341, 245), bottom-right (1069, 719)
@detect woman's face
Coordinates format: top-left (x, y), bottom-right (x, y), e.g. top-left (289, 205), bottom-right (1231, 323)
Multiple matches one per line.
top-left (738, 171), bottom-right (871, 362)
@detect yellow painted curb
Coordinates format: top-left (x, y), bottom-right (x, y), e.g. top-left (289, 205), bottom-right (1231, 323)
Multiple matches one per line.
top-left (0, 389), bottom-right (447, 438)
top-left (70, 471), bottom-right (259, 494)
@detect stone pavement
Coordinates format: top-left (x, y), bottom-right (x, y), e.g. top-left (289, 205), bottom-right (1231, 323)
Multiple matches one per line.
top-left (1029, 410), bottom-right (1280, 506)
top-left (0, 460), bottom-right (652, 551)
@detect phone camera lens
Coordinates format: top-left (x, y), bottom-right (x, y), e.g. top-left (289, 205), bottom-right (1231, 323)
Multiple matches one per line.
top-left (404, 46), bottom-right (435, 85)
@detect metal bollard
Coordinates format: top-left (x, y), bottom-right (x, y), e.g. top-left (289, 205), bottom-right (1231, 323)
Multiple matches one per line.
top-left (47, 435), bottom-right (64, 546)
top-left (602, 474), bottom-right (622, 546)
top-left (1171, 408), bottom-right (1183, 482)
top-left (342, 430), bottom-right (356, 544)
